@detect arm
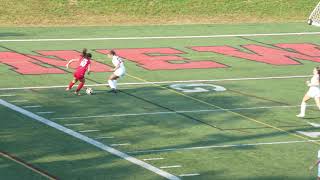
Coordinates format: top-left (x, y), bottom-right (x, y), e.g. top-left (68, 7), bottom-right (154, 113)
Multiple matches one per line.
top-left (310, 159), bottom-right (320, 170)
top-left (66, 59), bottom-right (77, 69)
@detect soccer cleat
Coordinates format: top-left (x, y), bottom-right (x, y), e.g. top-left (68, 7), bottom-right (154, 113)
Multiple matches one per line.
top-left (296, 114), bottom-right (305, 118)
top-left (65, 87), bottom-right (71, 91)
top-left (74, 91), bottom-right (81, 96)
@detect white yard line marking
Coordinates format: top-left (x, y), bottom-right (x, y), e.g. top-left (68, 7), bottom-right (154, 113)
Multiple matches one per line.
top-left (64, 123), bottom-right (84, 126)
top-left (111, 143), bottom-right (131, 147)
top-left (79, 130), bottom-right (100, 133)
top-left (307, 122), bottom-right (320, 128)
top-left (0, 99), bottom-right (180, 180)
top-left (37, 111), bottom-right (54, 114)
top-left (23, 105), bottom-right (42, 108)
top-left (1, 32), bottom-right (320, 42)
top-left (179, 174), bottom-right (200, 177)
top-left (52, 105), bottom-right (302, 120)
top-left (160, 165), bottom-right (182, 169)
top-left (143, 158), bottom-right (164, 161)
top-left (0, 75), bottom-right (311, 91)
top-left (0, 94), bottom-right (16, 97)
top-left (10, 100), bottom-right (28, 103)
top-left (95, 136), bottom-right (114, 139)
top-left (127, 140), bottom-right (320, 154)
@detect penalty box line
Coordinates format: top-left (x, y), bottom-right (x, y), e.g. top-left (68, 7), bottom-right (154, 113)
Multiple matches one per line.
top-left (0, 99), bottom-right (180, 180)
top-left (0, 75), bottom-right (311, 91)
top-left (126, 73), bottom-right (320, 146)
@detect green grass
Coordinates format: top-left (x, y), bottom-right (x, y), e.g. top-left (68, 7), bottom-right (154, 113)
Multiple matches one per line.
top-left (0, 0), bottom-right (318, 26)
top-left (1, 22), bottom-right (320, 179)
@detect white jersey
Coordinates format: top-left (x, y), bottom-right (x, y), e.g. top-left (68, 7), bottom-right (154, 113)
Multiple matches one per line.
top-left (112, 55), bottom-right (126, 77)
top-left (309, 74), bottom-right (320, 87)
top-left (307, 74), bottom-right (320, 98)
top-left (112, 56), bottom-right (125, 70)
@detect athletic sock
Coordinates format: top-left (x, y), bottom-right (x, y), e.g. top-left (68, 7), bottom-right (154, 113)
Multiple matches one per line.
top-left (68, 81), bottom-right (75, 89)
top-left (300, 102), bottom-right (307, 116)
top-left (108, 80), bottom-right (115, 89)
top-left (76, 82), bottom-right (84, 92)
top-left (112, 80), bottom-right (117, 89)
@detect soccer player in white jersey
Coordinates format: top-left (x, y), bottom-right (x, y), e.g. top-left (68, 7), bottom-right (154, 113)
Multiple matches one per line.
top-left (107, 50), bottom-right (126, 93)
top-left (310, 150), bottom-right (320, 180)
top-left (297, 67), bottom-right (320, 117)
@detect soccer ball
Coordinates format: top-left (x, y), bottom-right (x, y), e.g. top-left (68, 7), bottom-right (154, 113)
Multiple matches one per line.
top-left (86, 88), bottom-right (93, 95)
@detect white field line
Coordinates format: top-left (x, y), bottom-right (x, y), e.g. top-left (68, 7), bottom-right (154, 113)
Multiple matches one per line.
top-left (127, 140), bottom-right (320, 154)
top-left (160, 165), bottom-right (182, 169)
top-left (22, 105), bottom-right (42, 108)
top-left (95, 136), bottom-right (114, 139)
top-left (111, 143), bottom-right (131, 147)
top-left (64, 123), bottom-right (85, 126)
top-left (10, 100), bottom-right (28, 103)
top-left (0, 75), bottom-right (312, 91)
top-left (179, 174), bottom-right (200, 177)
top-left (143, 158), bottom-right (165, 161)
top-left (0, 99), bottom-right (180, 180)
top-left (79, 130), bottom-right (100, 133)
top-left (0, 94), bottom-right (16, 97)
top-left (36, 111), bottom-right (54, 114)
top-left (52, 105), bottom-right (302, 120)
top-left (1, 32), bottom-right (320, 42)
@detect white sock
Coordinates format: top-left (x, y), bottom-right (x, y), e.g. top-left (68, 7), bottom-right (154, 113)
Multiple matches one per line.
top-left (300, 102), bottom-right (307, 116)
top-left (108, 80), bottom-right (115, 89)
top-left (112, 80), bottom-right (117, 89)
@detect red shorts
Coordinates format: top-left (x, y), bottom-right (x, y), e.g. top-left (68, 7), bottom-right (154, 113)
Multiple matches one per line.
top-left (73, 72), bottom-right (85, 80)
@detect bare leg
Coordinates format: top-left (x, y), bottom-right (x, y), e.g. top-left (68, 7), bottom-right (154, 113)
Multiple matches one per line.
top-left (75, 78), bottom-right (85, 96)
top-left (315, 97), bottom-right (320, 110)
top-left (297, 94), bottom-right (311, 117)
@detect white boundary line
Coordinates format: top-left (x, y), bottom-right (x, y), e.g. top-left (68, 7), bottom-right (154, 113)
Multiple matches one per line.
top-left (64, 123), bottom-right (85, 126)
top-left (127, 140), bottom-right (320, 154)
top-left (95, 136), bottom-right (114, 139)
top-left (179, 173), bottom-right (200, 177)
top-left (36, 111), bottom-right (55, 114)
top-left (79, 130), bottom-right (100, 133)
top-left (1, 32), bottom-right (320, 42)
top-left (143, 158), bottom-right (164, 161)
top-left (23, 105), bottom-right (42, 108)
top-left (160, 165), bottom-right (182, 169)
top-left (9, 100), bottom-right (28, 103)
top-left (0, 94), bottom-right (16, 97)
top-left (0, 99), bottom-right (180, 180)
top-left (0, 75), bottom-right (311, 91)
top-left (111, 143), bottom-right (131, 147)
top-left (52, 105), bottom-right (302, 120)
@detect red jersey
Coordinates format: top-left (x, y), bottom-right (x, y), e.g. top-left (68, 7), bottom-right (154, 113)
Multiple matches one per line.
top-left (75, 57), bottom-right (91, 75)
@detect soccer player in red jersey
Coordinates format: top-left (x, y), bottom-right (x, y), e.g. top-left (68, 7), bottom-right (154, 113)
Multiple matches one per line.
top-left (65, 49), bottom-right (91, 95)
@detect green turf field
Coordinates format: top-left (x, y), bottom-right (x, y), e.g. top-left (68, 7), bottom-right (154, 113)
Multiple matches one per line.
top-left (1, 22), bottom-right (320, 180)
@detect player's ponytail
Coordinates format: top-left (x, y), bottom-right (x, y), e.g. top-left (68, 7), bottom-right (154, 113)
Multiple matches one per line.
top-left (86, 53), bottom-right (92, 59)
top-left (82, 48), bottom-right (87, 57)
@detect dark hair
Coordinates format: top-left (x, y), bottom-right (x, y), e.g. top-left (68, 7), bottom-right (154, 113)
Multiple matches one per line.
top-left (82, 48), bottom-right (87, 57)
top-left (109, 50), bottom-right (116, 56)
top-left (86, 53), bottom-right (92, 59)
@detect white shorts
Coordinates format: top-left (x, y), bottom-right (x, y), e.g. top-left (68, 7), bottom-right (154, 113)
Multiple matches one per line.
top-left (307, 87), bottom-right (320, 98)
top-left (114, 68), bottom-right (125, 77)
top-left (318, 165), bottom-right (320, 177)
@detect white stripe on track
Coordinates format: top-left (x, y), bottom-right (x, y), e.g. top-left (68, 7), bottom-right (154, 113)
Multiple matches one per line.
top-left (0, 75), bottom-right (311, 91)
top-left (64, 123), bottom-right (85, 126)
top-left (37, 111), bottom-right (54, 114)
top-left (127, 140), bottom-right (320, 154)
top-left (179, 173), bottom-right (200, 177)
top-left (111, 143), bottom-right (131, 147)
top-left (52, 105), bottom-right (301, 120)
top-left (143, 158), bottom-right (164, 161)
top-left (0, 99), bottom-right (180, 180)
top-left (95, 136), bottom-right (114, 139)
top-left (79, 130), bottom-right (100, 133)
top-left (22, 105), bottom-right (42, 108)
top-left (10, 100), bottom-right (28, 103)
top-left (0, 94), bottom-right (16, 97)
top-left (160, 165), bottom-right (182, 169)
top-left (1, 32), bottom-right (320, 42)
